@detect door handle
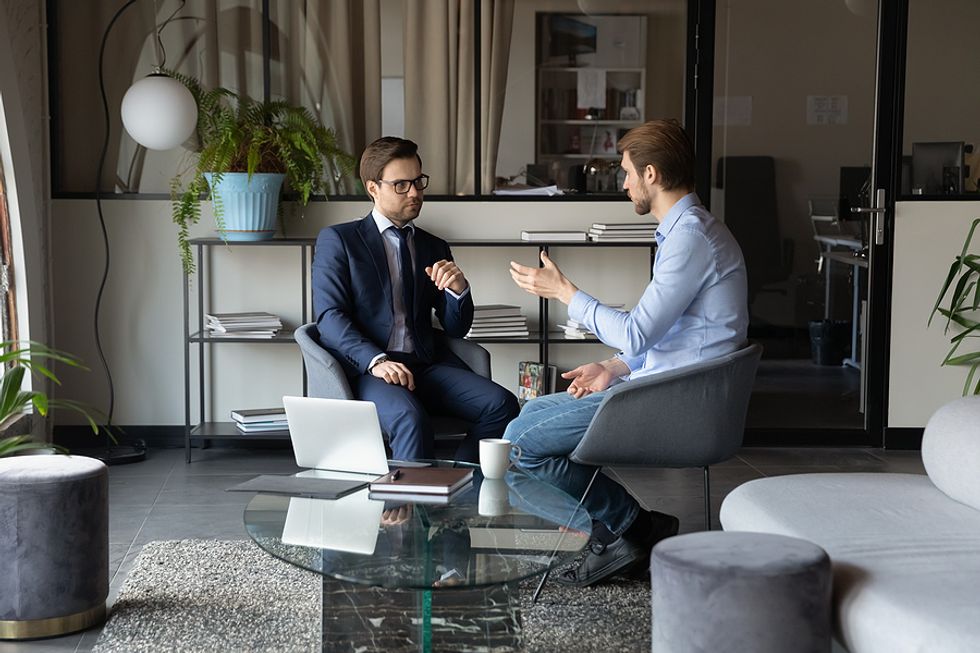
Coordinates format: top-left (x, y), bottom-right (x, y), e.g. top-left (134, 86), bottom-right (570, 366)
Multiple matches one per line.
top-left (850, 207), bottom-right (885, 214)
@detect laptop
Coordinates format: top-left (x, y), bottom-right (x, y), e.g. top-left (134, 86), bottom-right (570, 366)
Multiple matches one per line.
top-left (282, 396), bottom-right (390, 477)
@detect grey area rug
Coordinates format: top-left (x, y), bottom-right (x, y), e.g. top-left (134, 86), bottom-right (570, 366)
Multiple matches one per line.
top-left (93, 540), bottom-right (651, 653)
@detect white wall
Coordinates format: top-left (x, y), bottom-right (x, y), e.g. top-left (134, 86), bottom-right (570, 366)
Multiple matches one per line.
top-left (50, 198), bottom-right (651, 425)
top-left (888, 201), bottom-right (980, 427)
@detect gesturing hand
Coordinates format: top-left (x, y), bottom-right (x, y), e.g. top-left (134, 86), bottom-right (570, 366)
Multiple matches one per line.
top-left (426, 259), bottom-right (468, 294)
top-left (371, 360), bottom-right (416, 391)
top-left (509, 251), bottom-right (578, 305)
top-left (562, 362), bottom-right (618, 399)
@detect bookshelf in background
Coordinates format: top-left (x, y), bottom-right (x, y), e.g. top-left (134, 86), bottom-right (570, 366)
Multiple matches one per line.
top-left (183, 238), bottom-right (312, 463)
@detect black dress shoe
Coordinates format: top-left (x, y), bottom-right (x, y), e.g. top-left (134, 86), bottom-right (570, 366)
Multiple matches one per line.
top-left (621, 511), bottom-right (680, 578)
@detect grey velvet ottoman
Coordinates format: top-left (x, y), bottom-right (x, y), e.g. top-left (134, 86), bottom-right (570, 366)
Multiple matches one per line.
top-left (0, 455), bottom-right (108, 639)
top-left (651, 531), bottom-right (832, 653)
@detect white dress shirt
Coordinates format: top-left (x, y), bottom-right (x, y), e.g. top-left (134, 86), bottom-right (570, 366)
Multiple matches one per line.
top-left (368, 209), bottom-right (470, 368)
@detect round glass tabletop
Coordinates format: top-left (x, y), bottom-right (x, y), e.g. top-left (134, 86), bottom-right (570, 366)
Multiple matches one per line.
top-left (243, 461), bottom-right (592, 590)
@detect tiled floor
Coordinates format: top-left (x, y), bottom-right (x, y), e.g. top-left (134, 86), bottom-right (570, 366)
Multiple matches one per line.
top-left (1, 446), bottom-right (925, 652)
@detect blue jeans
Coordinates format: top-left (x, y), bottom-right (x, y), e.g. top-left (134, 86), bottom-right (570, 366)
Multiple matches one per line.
top-left (502, 392), bottom-right (640, 536)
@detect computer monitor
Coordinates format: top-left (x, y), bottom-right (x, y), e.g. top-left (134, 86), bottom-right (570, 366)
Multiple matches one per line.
top-left (546, 15), bottom-right (597, 65)
top-left (912, 141), bottom-right (964, 195)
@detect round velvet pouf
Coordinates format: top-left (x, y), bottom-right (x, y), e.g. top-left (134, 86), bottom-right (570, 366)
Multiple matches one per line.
top-left (651, 531), bottom-right (832, 653)
top-left (0, 455), bottom-right (108, 639)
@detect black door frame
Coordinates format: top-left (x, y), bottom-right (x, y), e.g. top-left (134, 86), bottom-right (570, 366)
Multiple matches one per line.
top-left (687, 0), bottom-right (909, 447)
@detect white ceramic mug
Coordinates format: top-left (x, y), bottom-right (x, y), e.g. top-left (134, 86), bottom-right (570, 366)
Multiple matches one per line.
top-left (478, 478), bottom-right (510, 517)
top-left (479, 438), bottom-right (522, 480)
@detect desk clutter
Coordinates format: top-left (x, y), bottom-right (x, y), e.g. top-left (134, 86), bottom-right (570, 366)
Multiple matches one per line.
top-left (206, 311), bottom-right (282, 338)
top-left (466, 304), bottom-right (530, 338)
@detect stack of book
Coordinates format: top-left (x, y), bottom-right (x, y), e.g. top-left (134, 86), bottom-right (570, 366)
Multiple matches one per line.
top-left (558, 318), bottom-right (593, 339)
top-left (231, 407), bottom-right (288, 434)
top-left (466, 304), bottom-right (530, 339)
top-left (588, 222), bottom-right (659, 242)
top-left (521, 230), bottom-right (588, 242)
top-left (205, 312), bottom-right (283, 338)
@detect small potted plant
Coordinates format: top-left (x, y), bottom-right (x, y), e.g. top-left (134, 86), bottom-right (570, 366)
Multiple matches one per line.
top-left (930, 217), bottom-right (980, 395)
top-left (168, 72), bottom-right (357, 274)
top-left (0, 341), bottom-right (105, 457)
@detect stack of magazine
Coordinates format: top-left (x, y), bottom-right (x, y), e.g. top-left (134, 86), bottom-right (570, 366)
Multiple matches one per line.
top-left (231, 407), bottom-right (288, 434)
top-left (466, 304), bottom-right (530, 339)
top-left (588, 222), bottom-right (658, 242)
top-left (206, 312), bottom-right (283, 338)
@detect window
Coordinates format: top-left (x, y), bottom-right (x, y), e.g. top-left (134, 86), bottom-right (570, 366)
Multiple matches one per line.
top-left (0, 166), bottom-right (16, 341)
top-left (49, 0), bottom-right (687, 199)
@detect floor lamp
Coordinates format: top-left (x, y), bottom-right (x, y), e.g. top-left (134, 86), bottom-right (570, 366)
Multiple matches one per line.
top-left (86, 0), bottom-right (197, 464)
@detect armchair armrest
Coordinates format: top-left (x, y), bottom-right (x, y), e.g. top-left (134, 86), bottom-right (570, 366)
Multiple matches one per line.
top-left (570, 344), bottom-right (762, 468)
top-left (436, 331), bottom-right (492, 379)
top-left (295, 323), bottom-right (354, 400)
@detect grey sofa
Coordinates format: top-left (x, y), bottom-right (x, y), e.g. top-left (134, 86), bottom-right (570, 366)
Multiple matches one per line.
top-left (720, 396), bottom-right (980, 653)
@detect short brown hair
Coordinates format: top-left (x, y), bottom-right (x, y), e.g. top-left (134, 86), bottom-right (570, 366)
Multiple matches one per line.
top-left (359, 137), bottom-right (423, 190)
top-left (617, 119), bottom-right (695, 192)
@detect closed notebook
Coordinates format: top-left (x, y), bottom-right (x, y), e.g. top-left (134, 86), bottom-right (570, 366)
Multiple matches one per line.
top-left (226, 474), bottom-right (368, 499)
top-left (369, 467), bottom-right (473, 495)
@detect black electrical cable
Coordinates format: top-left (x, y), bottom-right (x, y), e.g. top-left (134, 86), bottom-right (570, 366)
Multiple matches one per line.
top-left (90, 0), bottom-right (146, 464)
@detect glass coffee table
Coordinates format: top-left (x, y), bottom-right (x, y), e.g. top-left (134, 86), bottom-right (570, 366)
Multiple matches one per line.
top-left (243, 462), bottom-right (591, 653)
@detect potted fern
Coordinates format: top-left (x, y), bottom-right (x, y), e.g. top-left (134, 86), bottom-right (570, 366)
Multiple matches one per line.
top-left (168, 72), bottom-right (356, 274)
top-left (0, 342), bottom-right (104, 457)
top-left (929, 217), bottom-right (980, 395)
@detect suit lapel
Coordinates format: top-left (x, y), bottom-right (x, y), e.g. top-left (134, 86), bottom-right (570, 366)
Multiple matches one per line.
top-left (356, 214), bottom-right (393, 312)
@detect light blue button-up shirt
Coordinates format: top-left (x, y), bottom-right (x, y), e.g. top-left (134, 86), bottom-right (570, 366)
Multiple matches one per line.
top-left (567, 193), bottom-right (748, 380)
top-left (370, 209), bottom-right (470, 365)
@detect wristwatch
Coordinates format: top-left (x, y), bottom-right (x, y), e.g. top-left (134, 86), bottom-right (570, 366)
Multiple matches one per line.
top-left (369, 355), bottom-right (389, 372)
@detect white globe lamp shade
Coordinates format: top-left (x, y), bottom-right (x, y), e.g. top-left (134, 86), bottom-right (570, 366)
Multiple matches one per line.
top-left (120, 74), bottom-right (198, 151)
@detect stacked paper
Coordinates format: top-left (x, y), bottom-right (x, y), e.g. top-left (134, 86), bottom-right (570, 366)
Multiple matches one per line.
top-left (588, 222), bottom-right (659, 242)
top-left (205, 312), bottom-right (282, 338)
top-left (466, 304), bottom-right (530, 338)
top-left (558, 318), bottom-right (592, 339)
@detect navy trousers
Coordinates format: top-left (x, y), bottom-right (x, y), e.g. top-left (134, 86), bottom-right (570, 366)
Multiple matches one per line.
top-left (353, 355), bottom-right (519, 463)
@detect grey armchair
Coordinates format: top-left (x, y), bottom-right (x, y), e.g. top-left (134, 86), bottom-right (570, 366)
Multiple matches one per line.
top-left (293, 323), bottom-right (492, 441)
top-left (571, 342), bottom-right (763, 531)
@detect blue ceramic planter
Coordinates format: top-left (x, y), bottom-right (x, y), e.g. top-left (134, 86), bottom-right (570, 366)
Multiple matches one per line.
top-left (204, 172), bottom-right (285, 241)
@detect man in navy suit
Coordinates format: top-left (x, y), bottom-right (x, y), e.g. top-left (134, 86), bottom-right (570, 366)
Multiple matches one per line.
top-left (312, 137), bottom-right (519, 462)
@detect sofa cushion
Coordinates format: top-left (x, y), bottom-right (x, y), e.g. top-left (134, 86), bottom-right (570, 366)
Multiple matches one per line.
top-left (720, 473), bottom-right (980, 653)
top-left (922, 395), bottom-right (980, 511)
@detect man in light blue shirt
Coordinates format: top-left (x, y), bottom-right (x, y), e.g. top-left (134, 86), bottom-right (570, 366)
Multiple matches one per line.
top-left (507, 119), bottom-right (748, 586)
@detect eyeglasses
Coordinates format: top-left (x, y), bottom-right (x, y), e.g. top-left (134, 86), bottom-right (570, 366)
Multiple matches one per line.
top-left (376, 174), bottom-right (430, 194)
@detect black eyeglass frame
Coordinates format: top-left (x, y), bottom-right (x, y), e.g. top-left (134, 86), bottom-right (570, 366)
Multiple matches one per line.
top-left (376, 174), bottom-right (430, 194)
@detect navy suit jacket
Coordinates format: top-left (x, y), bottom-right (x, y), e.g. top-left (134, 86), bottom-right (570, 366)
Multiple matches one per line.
top-left (312, 214), bottom-right (475, 377)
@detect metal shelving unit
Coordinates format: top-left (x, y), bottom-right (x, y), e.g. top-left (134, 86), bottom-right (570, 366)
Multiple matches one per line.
top-left (447, 239), bottom-right (656, 371)
top-left (183, 238), bottom-right (314, 462)
top-left (182, 237), bottom-right (655, 462)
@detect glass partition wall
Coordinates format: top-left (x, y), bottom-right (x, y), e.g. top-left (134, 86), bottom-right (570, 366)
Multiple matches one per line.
top-left (49, 0), bottom-right (687, 198)
top-left (711, 0), bottom-right (879, 431)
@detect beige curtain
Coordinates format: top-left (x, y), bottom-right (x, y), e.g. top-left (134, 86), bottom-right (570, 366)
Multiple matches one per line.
top-left (275, 1), bottom-right (382, 194)
top-left (404, 0), bottom-right (513, 195)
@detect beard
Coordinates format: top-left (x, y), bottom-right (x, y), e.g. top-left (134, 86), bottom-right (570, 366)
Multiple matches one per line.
top-left (387, 199), bottom-right (423, 223)
top-left (630, 187), bottom-right (651, 215)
